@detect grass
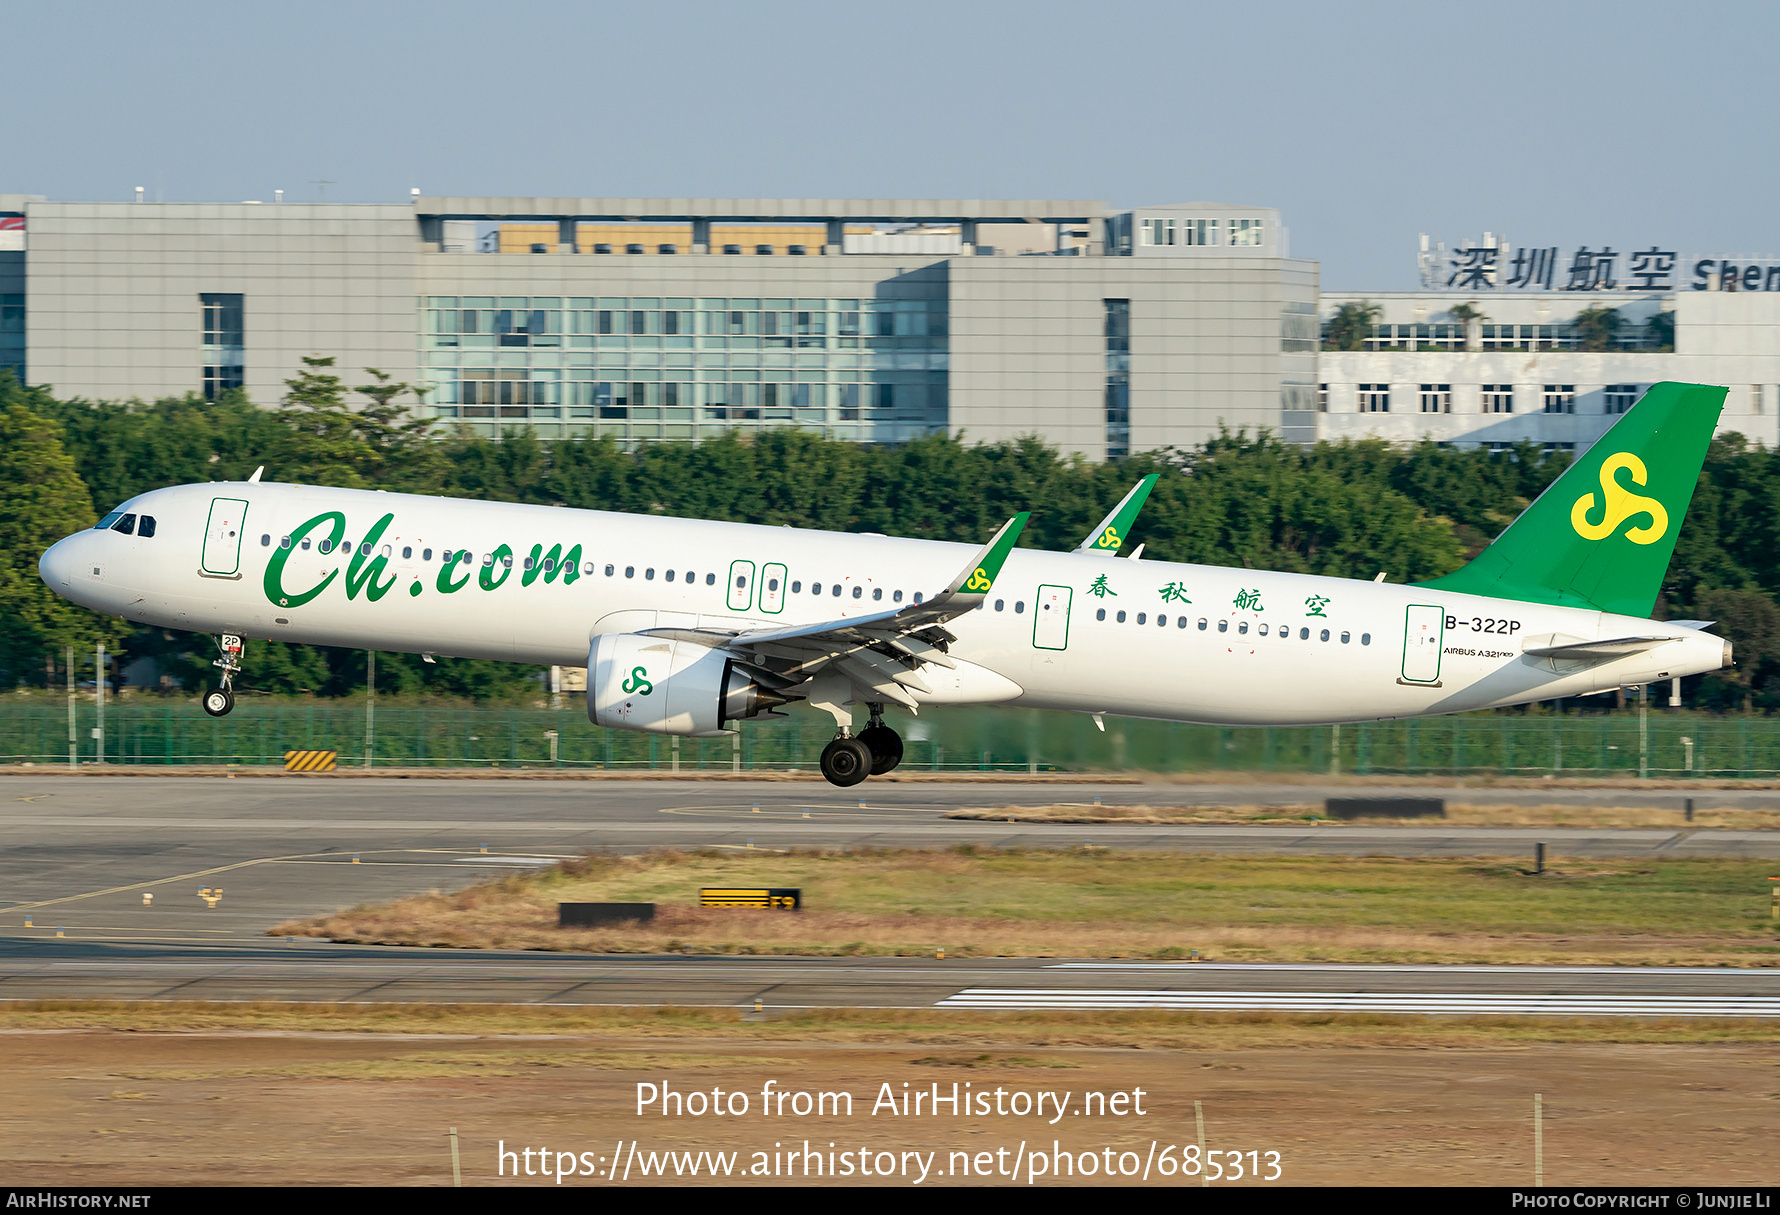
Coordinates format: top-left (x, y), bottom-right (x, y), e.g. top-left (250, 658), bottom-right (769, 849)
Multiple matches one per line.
top-left (950, 802), bottom-right (1780, 828)
top-left (5, 999), bottom-right (1780, 1047)
top-left (267, 847), bottom-right (1780, 965)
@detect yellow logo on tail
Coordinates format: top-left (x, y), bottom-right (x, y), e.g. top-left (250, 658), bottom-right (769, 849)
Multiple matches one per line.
top-left (964, 567), bottom-right (993, 592)
top-left (1570, 452), bottom-right (1669, 545)
top-left (1094, 526), bottom-right (1121, 550)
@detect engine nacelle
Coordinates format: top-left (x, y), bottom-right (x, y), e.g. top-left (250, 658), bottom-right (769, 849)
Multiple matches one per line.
top-left (588, 632), bottom-right (786, 737)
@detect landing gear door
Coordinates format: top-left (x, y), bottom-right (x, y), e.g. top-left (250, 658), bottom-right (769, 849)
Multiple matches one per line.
top-left (727, 560), bottom-right (756, 612)
top-left (1400, 604), bottom-right (1444, 684)
top-left (1033, 584), bottom-right (1072, 651)
top-left (201, 497), bottom-right (249, 577)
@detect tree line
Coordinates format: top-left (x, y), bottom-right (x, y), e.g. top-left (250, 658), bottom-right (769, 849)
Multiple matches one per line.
top-left (1, 363), bottom-right (1776, 708)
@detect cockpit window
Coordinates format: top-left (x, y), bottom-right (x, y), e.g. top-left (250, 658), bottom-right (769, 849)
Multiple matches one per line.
top-left (111, 514), bottom-right (137, 535)
top-left (138, 515), bottom-right (156, 537)
top-left (95, 511), bottom-right (124, 530)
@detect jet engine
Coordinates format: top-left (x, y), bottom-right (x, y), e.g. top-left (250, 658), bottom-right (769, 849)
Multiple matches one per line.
top-left (587, 633), bottom-right (790, 737)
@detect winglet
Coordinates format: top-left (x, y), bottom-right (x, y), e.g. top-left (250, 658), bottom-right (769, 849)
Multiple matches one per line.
top-left (941, 512), bottom-right (1030, 598)
top-left (1075, 474), bottom-right (1158, 554)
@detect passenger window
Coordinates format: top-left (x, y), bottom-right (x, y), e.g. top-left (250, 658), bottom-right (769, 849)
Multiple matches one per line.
top-left (769, 578), bottom-right (780, 592)
top-left (685, 570), bottom-right (695, 582)
top-left (481, 553), bottom-right (492, 567)
top-left (792, 581), bottom-right (802, 593)
top-left (736, 574), bottom-right (747, 588)
top-left (381, 545), bottom-right (392, 558)
top-left (1320, 629), bottom-right (1331, 642)
top-left (1096, 608), bottom-right (1106, 621)
top-left (543, 558), bottom-right (555, 572)
top-left (1197, 618), bottom-right (1207, 630)
top-left (1361, 633), bottom-right (1372, 645)
top-left (1238, 621), bottom-right (1248, 634)
top-left (1177, 616), bottom-right (1187, 628)
top-left (852, 586), bottom-right (862, 599)
top-left (257, 531), bottom-right (268, 546)
top-left (280, 536), bottom-right (292, 550)
top-left (1340, 632), bottom-right (1350, 643)
top-left (1217, 620), bottom-right (1228, 633)
top-left (664, 569), bottom-right (674, 581)
top-left (1117, 610), bottom-right (1127, 623)
top-left (1300, 628), bottom-right (1310, 640)
top-left (402, 546), bottom-right (412, 559)
top-left (705, 573), bottom-right (716, 585)
top-left (1015, 601), bottom-right (1025, 613)
top-left (460, 551), bottom-right (472, 565)
top-left (832, 585), bottom-right (842, 596)
top-left (320, 539), bottom-right (335, 554)
top-left (363, 543), bottom-right (374, 556)
top-left (625, 566), bottom-right (634, 578)
top-left (646, 568), bottom-right (655, 579)
top-left (994, 599), bottom-right (1005, 612)
top-left (1258, 623), bottom-right (1269, 636)
top-left (606, 564), bottom-right (615, 576)
top-left (301, 538), bottom-right (311, 550)
top-left (584, 562), bottom-right (595, 574)
top-left (138, 516), bottom-right (156, 538)
top-left (423, 548), bottom-right (432, 561)
top-left (913, 592), bottom-right (923, 603)
top-left (893, 590), bottom-right (903, 603)
top-left (872, 588), bottom-right (882, 601)
top-left (1136, 612), bottom-right (1147, 625)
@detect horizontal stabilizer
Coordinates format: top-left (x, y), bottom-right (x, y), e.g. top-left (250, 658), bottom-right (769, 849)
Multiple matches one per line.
top-left (1522, 635), bottom-right (1678, 661)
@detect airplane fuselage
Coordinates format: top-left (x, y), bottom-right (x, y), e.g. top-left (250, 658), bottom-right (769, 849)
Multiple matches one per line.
top-left (38, 481), bottom-right (1728, 726)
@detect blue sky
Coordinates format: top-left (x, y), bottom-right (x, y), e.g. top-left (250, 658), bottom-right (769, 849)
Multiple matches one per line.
top-left (7, 0), bottom-right (1777, 287)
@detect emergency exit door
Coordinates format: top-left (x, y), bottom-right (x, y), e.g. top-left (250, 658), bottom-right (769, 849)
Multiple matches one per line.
top-left (201, 497), bottom-right (249, 577)
top-left (1400, 604), bottom-right (1444, 684)
top-left (1033, 584), bottom-right (1072, 650)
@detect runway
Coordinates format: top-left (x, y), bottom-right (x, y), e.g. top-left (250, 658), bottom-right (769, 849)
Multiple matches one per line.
top-left (4, 938), bottom-right (1779, 1015)
top-left (4, 775), bottom-right (1777, 1019)
top-left (4, 774), bottom-right (1778, 947)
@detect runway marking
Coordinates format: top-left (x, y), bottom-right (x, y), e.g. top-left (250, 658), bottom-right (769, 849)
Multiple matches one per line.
top-left (656, 801), bottom-right (949, 820)
top-left (2, 848), bottom-right (551, 915)
top-left (937, 988), bottom-right (1780, 1016)
top-left (1050, 962), bottom-right (1780, 977)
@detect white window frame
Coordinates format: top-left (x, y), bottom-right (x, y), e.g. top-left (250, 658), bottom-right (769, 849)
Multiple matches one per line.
top-left (1139, 218), bottom-right (1176, 247)
top-left (1419, 383), bottom-right (1451, 414)
top-left (1482, 384), bottom-right (1515, 414)
top-left (1228, 218), bottom-right (1264, 247)
top-left (1604, 384), bottom-right (1640, 414)
top-left (1182, 219), bottom-right (1219, 246)
top-left (1541, 384), bottom-right (1576, 414)
top-left (1358, 383), bottom-right (1390, 413)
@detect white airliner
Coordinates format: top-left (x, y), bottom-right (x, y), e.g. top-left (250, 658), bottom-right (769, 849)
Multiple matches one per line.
top-left (38, 382), bottom-right (1732, 786)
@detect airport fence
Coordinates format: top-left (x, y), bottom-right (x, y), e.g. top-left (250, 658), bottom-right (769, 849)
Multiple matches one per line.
top-left (3, 699), bottom-right (1779, 778)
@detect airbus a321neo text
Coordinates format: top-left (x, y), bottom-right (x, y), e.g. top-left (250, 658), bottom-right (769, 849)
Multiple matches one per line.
top-left (39, 382), bottom-right (1733, 786)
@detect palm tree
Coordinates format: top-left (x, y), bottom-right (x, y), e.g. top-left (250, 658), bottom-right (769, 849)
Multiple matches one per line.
top-left (1324, 301), bottom-right (1382, 352)
top-left (1573, 306), bottom-right (1622, 352)
top-left (1446, 302), bottom-right (1487, 352)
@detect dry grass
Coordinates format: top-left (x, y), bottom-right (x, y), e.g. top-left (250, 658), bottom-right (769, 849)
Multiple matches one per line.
top-left (6, 999), bottom-right (1780, 1047)
top-left (950, 802), bottom-right (1780, 829)
top-left (268, 848), bottom-right (1780, 966)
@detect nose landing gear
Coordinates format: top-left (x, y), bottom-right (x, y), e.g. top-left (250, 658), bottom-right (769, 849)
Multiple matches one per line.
top-left (203, 634), bottom-right (243, 718)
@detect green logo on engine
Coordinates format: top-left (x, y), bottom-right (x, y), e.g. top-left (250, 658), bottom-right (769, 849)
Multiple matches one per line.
top-left (621, 666), bottom-right (653, 695)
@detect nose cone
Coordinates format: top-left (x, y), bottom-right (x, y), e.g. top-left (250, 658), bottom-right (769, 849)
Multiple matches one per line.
top-left (39, 530), bottom-right (94, 600)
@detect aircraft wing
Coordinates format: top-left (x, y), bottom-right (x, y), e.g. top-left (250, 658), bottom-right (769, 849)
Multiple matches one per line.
top-left (1075, 474), bottom-right (1158, 555)
top-left (674, 513), bottom-right (1030, 709)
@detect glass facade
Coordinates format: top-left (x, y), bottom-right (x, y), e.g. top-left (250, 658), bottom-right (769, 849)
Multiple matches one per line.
top-left (0, 294), bottom-right (21, 380)
top-left (200, 293), bottom-right (244, 400)
top-left (419, 295), bottom-right (948, 443)
top-left (1104, 299), bottom-right (1130, 458)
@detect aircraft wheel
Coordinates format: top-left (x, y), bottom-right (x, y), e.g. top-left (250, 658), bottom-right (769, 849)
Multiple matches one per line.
top-left (859, 724), bottom-right (903, 775)
top-left (819, 737), bottom-right (873, 787)
top-left (202, 688), bottom-right (234, 718)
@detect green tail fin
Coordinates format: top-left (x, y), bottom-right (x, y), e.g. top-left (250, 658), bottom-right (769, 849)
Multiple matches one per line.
top-left (1414, 381), bottom-right (1726, 617)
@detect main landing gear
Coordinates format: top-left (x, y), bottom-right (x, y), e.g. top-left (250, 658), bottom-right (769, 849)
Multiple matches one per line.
top-left (817, 703), bottom-right (903, 787)
top-left (202, 633), bottom-right (242, 718)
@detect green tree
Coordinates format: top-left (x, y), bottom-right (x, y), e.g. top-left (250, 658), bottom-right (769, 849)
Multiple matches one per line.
top-left (1645, 310), bottom-right (1675, 351)
top-left (1692, 587), bottom-right (1780, 710)
top-left (0, 375), bottom-right (118, 685)
top-left (1447, 301), bottom-right (1487, 352)
top-left (1322, 301), bottom-right (1381, 352)
top-left (1573, 305), bottom-right (1622, 351)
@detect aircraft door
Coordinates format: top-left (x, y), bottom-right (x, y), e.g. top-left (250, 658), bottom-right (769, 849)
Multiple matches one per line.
top-left (759, 563), bottom-right (787, 614)
top-left (1033, 584), bottom-right (1072, 650)
top-left (201, 497), bottom-right (249, 577)
top-left (1400, 604), bottom-right (1444, 684)
top-left (727, 559), bottom-right (756, 612)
